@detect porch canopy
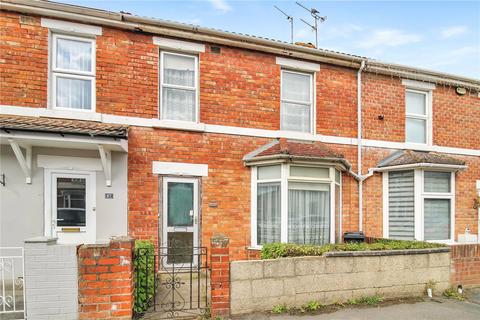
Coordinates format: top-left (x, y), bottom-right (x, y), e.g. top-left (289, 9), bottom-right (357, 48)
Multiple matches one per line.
top-left (0, 114), bottom-right (128, 185)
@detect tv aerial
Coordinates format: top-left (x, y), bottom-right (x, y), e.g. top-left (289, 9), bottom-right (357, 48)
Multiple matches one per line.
top-left (296, 2), bottom-right (327, 48)
top-left (274, 5), bottom-right (294, 44)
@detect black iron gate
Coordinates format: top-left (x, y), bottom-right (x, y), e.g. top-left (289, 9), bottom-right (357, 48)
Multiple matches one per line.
top-left (134, 246), bottom-right (210, 319)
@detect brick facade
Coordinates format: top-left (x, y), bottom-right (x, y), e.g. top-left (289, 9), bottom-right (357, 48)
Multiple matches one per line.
top-left (1, 9), bottom-right (480, 263)
top-left (77, 237), bottom-right (135, 320)
top-left (450, 244), bottom-right (480, 287)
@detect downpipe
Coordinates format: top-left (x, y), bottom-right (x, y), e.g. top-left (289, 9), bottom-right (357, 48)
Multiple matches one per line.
top-left (357, 60), bottom-right (366, 232)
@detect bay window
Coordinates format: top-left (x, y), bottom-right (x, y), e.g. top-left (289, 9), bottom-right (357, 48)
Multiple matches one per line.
top-left (280, 70), bottom-right (314, 133)
top-left (160, 52), bottom-right (198, 122)
top-left (51, 34), bottom-right (95, 110)
top-left (252, 164), bottom-right (340, 247)
top-left (384, 169), bottom-right (454, 242)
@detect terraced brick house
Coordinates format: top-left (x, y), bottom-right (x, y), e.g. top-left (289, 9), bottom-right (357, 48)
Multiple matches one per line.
top-left (1, 0), bottom-right (480, 265)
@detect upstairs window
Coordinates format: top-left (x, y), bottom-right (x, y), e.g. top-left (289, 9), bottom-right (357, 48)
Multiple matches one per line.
top-left (405, 89), bottom-right (429, 144)
top-left (280, 70), bottom-right (314, 133)
top-left (51, 34), bottom-right (95, 110)
top-left (160, 52), bottom-right (198, 122)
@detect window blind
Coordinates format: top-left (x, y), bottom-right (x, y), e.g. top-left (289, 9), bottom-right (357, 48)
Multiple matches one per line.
top-left (388, 170), bottom-right (415, 240)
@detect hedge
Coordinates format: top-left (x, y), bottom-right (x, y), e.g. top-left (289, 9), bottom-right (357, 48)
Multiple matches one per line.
top-left (133, 240), bottom-right (155, 313)
top-left (260, 239), bottom-right (446, 259)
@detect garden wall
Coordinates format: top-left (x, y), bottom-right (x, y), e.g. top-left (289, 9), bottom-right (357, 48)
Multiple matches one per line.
top-left (230, 248), bottom-right (451, 315)
top-left (450, 244), bottom-right (480, 288)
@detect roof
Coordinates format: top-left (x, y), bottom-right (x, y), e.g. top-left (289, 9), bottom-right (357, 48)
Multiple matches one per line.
top-left (2, 0), bottom-right (479, 90)
top-left (0, 115), bottom-right (128, 139)
top-left (244, 138), bottom-right (350, 168)
top-left (378, 150), bottom-right (465, 168)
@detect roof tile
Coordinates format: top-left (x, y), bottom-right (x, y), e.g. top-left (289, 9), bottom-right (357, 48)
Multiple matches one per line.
top-left (0, 115), bottom-right (128, 138)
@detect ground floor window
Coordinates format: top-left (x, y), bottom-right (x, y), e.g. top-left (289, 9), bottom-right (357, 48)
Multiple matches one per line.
top-left (384, 169), bottom-right (454, 242)
top-left (252, 164), bottom-right (341, 247)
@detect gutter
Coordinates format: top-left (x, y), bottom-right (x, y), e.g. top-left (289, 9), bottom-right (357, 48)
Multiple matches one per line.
top-left (2, 0), bottom-right (480, 90)
top-left (367, 163), bottom-right (468, 172)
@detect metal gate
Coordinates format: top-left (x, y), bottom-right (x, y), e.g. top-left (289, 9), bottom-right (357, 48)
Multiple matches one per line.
top-left (0, 247), bottom-right (25, 320)
top-left (134, 246), bottom-right (209, 319)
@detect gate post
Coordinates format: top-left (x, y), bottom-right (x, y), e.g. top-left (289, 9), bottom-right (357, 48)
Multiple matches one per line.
top-left (210, 234), bottom-right (230, 319)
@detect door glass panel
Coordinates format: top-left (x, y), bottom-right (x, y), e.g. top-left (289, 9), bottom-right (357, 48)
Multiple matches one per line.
top-left (167, 232), bottom-right (193, 264)
top-left (56, 177), bottom-right (86, 227)
top-left (167, 182), bottom-right (194, 227)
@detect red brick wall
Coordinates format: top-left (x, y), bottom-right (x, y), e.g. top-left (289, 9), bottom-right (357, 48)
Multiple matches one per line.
top-left (78, 237), bottom-right (134, 319)
top-left (210, 235), bottom-right (230, 318)
top-left (450, 244), bottom-right (480, 287)
top-left (127, 127), bottom-right (362, 260)
top-left (1, 11), bottom-right (480, 260)
top-left (0, 12), bottom-right (48, 107)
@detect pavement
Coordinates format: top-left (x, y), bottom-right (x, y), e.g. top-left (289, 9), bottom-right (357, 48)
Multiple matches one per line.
top-left (234, 288), bottom-right (480, 320)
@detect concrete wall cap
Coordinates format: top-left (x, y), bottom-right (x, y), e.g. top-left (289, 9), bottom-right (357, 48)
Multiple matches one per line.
top-left (325, 247), bottom-right (450, 257)
top-left (24, 236), bottom-right (57, 244)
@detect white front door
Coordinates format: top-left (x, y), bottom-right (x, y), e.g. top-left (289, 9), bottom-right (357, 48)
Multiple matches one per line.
top-left (45, 170), bottom-right (96, 244)
top-left (162, 177), bottom-right (199, 266)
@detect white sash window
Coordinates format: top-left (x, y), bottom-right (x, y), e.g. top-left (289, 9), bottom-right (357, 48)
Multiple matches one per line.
top-left (51, 34), bottom-right (95, 111)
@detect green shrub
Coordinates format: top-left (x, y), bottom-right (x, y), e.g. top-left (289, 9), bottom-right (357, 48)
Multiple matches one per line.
top-left (443, 287), bottom-right (465, 301)
top-left (347, 295), bottom-right (384, 305)
top-left (271, 304), bottom-right (289, 314)
top-left (300, 300), bottom-right (324, 312)
top-left (133, 240), bottom-right (155, 313)
top-left (261, 239), bottom-right (446, 259)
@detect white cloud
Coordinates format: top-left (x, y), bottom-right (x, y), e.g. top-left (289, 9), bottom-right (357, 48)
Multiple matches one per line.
top-left (423, 45), bottom-right (479, 68)
top-left (208, 0), bottom-right (231, 13)
top-left (440, 25), bottom-right (468, 39)
top-left (356, 29), bottom-right (421, 49)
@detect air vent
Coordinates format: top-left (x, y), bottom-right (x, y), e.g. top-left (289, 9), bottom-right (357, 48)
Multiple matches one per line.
top-left (210, 46), bottom-right (221, 54)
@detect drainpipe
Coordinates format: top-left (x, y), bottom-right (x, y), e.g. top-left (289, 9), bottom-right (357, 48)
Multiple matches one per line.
top-left (357, 60), bottom-right (366, 232)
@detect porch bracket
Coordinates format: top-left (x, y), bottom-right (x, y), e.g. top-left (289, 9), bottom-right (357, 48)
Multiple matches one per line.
top-left (98, 144), bottom-right (112, 186)
top-left (8, 138), bottom-right (32, 184)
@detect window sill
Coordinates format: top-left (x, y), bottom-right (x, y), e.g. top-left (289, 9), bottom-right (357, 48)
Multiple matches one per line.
top-left (152, 119), bottom-right (206, 132)
top-left (44, 108), bottom-right (101, 121)
top-left (247, 246), bottom-right (262, 251)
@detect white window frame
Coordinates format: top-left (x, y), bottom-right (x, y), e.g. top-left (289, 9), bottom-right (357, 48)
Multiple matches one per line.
top-left (405, 88), bottom-right (432, 145)
top-left (49, 33), bottom-right (96, 112)
top-left (159, 51), bottom-right (199, 122)
top-left (280, 69), bottom-right (315, 134)
top-left (250, 163), bottom-right (337, 248)
top-left (383, 169), bottom-right (455, 243)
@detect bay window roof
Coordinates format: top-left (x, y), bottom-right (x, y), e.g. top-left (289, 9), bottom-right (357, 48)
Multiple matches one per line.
top-left (378, 150), bottom-right (466, 169)
top-left (244, 138), bottom-right (351, 170)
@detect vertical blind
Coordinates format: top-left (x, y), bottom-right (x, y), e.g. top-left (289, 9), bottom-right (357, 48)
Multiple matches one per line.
top-left (388, 170), bottom-right (415, 240)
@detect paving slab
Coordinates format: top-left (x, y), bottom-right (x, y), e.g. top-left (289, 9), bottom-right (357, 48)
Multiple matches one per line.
top-left (234, 298), bottom-right (480, 320)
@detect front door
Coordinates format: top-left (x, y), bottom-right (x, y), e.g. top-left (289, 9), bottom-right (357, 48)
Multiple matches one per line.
top-left (46, 170), bottom-right (96, 244)
top-left (162, 177), bottom-right (199, 265)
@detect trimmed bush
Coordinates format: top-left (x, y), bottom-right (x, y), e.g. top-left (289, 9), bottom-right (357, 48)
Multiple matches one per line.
top-left (260, 239), bottom-right (446, 259)
top-left (133, 240), bottom-right (155, 313)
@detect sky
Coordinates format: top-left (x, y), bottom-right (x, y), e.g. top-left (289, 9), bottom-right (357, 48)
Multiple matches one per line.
top-left (58, 0), bottom-right (479, 79)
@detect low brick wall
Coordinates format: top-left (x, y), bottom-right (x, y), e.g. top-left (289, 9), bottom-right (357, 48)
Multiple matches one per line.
top-left (230, 248), bottom-right (451, 315)
top-left (450, 244), bottom-right (480, 288)
top-left (77, 237), bottom-right (134, 319)
top-left (24, 237), bottom-right (78, 320)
